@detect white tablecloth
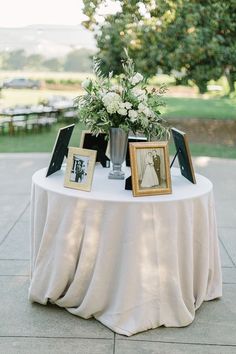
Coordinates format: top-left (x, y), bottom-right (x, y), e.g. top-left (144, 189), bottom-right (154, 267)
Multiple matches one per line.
top-left (29, 165), bottom-right (222, 336)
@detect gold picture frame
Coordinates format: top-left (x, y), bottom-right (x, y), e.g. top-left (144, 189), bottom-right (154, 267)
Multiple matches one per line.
top-left (64, 147), bottom-right (97, 192)
top-left (129, 141), bottom-right (172, 197)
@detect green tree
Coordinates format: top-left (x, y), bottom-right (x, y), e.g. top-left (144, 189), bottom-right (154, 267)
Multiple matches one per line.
top-left (25, 54), bottom-right (44, 70)
top-left (82, 0), bottom-right (236, 93)
top-left (43, 58), bottom-right (63, 71)
top-left (159, 1), bottom-right (236, 93)
top-left (63, 49), bottom-right (94, 72)
top-left (0, 51), bottom-right (9, 70)
top-left (6, 49), bottom-right (27, 70)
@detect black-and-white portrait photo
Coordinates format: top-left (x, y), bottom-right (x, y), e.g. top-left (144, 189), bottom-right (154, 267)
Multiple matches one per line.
top-left (70, 155), bottom-right (89, 184)
top-left (137, 148), bottom-right (167, 189)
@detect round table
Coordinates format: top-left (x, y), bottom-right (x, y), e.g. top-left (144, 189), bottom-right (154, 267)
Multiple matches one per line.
top-left (29, 165), bottom-right (222, 336)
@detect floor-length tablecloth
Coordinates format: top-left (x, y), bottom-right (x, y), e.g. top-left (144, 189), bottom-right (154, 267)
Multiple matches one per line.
top-left (29, 166), bottom-right (222, 336)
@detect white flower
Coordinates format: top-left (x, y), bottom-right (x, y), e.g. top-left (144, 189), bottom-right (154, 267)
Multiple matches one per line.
top-left (119, 102), bottom-right (132, 110)
top-left (124, 101), bottom-right (132, 109)
top-left (138, 103), bottom-right (154, 117)
top-left (130, 72), bottom-right (143, 85)
top-left (138, 103), bottom-right (146, 113)
top-left (128, 109), bottom-right (138, 122)
top-left (99, 88), bottom-right (108, 97)
top-left (102, 92), bottom-right (122, 114)
top-left (143, 107), bottom-right (153, 117)
top-left (117, 108), bottom-right (127, 116)
top-left (111, 85), bottom-right (122, 94)
top-left (131, 88), bottom-right (146, 101)
top-left (81, 78), bottom-right (92, 89)
top-left (149, 110), bottom-right (156, 118)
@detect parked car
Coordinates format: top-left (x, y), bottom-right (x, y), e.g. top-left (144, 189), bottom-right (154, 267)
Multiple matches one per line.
top-left (2, 78), bottom-right (41, 89)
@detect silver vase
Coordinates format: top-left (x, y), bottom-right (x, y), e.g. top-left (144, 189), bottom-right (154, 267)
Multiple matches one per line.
top-left (108, 127), bottom-right (128, 179)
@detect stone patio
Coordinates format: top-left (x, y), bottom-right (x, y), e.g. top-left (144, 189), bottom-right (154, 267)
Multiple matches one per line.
top-left (0, 153), bottom-right (235, 353)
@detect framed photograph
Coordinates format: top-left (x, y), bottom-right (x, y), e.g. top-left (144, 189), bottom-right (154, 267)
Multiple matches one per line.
top-left (129, 141), bottom-right (172, 197)
top-left (46, 124), bottom-right (75, 177)
top-left (80, 130), bottom-right (110, 168)
top-left (64, 147), bottom-right (97, 192)
top-left (171, 128), bottom-right (196, 184)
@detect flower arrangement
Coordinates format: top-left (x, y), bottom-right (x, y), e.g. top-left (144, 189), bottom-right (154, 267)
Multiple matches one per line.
top-left (76, 52), bottom-right (169, 140)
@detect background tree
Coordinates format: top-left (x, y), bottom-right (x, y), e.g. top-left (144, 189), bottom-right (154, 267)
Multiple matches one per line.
top-left (0, 48), bottom-right (94, 73)
top-left (159, 1), bottom-right (236, 93)
top-left (43, 58), bottom-right (63, 71)
top-left (82, 0), bottom-right (236, 93)
top-left (63, 49), bottom-right (94, 72)
top-left (0, 51), bottom-right (9, 70)
top-left (25, 54), bottom-right (44, 70)
top-left (7, 49), bottom-right (27, 70)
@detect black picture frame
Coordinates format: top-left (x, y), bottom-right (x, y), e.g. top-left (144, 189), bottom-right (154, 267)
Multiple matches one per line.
top-left (126, 136), bottom-right (147, 167)
top-left (45, 124), bottom-right (75, 177)
top-left (125, 136), bottom-right (147, 190)
top-left (171, 127), bottom-right (196, 184)
top-left (80, 130), bottom-right (110, 168)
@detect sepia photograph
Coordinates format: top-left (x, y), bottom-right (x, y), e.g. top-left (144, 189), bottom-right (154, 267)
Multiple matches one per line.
top-left (129, 142), bottom-right (172, 197)
top-left (64, 147), bottom-right (97, 191)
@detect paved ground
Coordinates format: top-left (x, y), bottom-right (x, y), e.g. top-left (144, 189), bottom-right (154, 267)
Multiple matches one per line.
top-left (0, 153), bottom-right (236, 354)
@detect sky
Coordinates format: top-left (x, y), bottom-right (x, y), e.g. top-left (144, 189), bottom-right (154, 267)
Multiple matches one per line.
top-left (0, 0), bottom-right (86, 27)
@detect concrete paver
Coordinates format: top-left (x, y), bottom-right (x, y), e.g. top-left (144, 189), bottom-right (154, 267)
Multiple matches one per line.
top-left (0, 195), bottom-right (29, 219)
top-left (0, 260), bottom-right (29, 276)
top-left (123, 284), bottom-right (236, 346)
top-left (0, 221), bottom-right (30, 259)
top-left (215, 201), bottom-right (236, 228)
top-left (222, 267), bottom-right (236, 284)
top-left (0, 338), bottom-right (113, 354)
top-left (0, 153), bottom-right (236, 353)
top-left (115, 340), bottom-right (236, 354)
top-left (0, 277), bottom-right (112, 339)
top-left (219, 241), bottom-right (234, 267)
top-left (219, 227), bottom-right (236, 266)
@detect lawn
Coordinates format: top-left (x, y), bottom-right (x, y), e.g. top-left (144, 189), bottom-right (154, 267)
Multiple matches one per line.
top-left (1, 88), bottom-right (236, 120)
top-left (0, 123), bottom-right (84, 153)
top-left (0, 122), bottom-right (235, 159)
top-left (163, 97), bottom-right (236, 120)
top-left (1, 86), bottom-right (236, 158)
top-left (169, 142), bottom-right (236, 159)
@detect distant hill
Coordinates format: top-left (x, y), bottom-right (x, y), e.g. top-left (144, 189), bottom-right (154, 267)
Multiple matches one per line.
top-left (0, 25), bottom-right (96, 58)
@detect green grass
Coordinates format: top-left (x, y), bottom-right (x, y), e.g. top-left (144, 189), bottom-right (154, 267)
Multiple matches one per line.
top-left (188, 143), bottom-right (236, 158)
top-left (2, 89), bottom-right (236, 119)
top-left (1, 86), bottom-right (236, 158)
top-left (0, 123), bottom-right (84, 153)
top-left (169, 142), bottom-right (236, 159)
top-left (163, 97), bottom-right (236, 120)
top-left (1, 124), bottom-right (235, 159)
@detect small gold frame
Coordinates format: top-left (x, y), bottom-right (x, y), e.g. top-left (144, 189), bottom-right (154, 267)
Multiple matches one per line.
top-left (64, 147), bottom-right (97, 192)
top-left (129, 141), bottom-right (172, 197)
